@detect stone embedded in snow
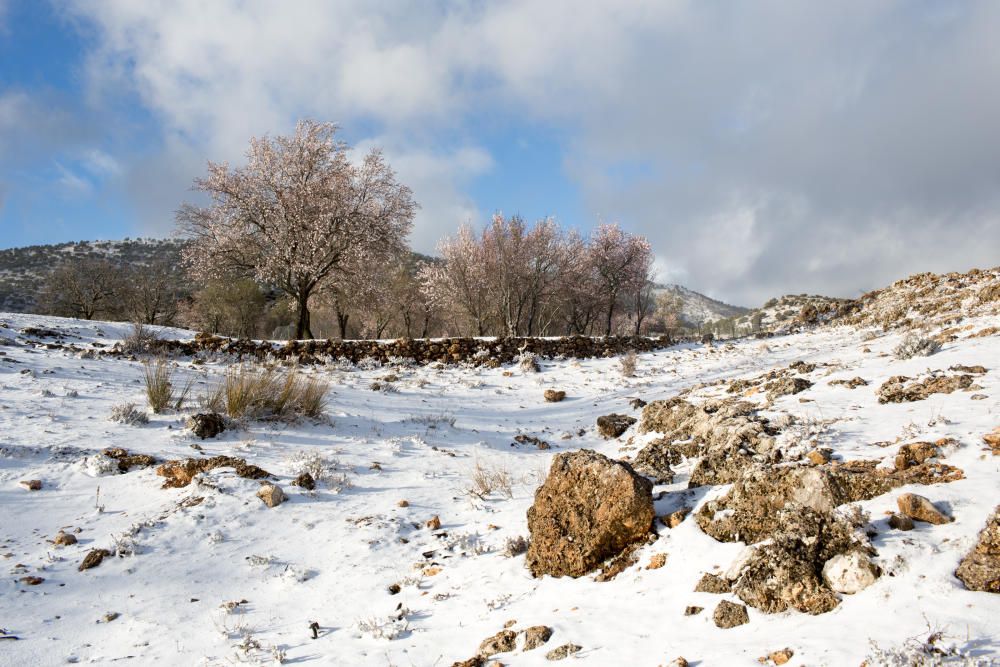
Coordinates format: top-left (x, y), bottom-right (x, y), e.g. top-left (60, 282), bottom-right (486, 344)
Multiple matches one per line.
top-left (526, 449), bottom-right (653, 578)
top-left (522, 625), bottom-right (553, 650)
top-left (478, 629), bottom-right (516, 657)
top-left (694, 572), bottom-right (731, 593)
top-left (713, 600), bottom-right (749, 628)
top-left (545, 643), bottom-right (582, 660)
top-left (596, 413), bottom-right (636, 439)
top-left (53, 531), bottom-right (77, 546)
top-left (19, 479), bottom-right (42, 491)
top-left (822, 551), bottom-right (879, 594)
top-left (955, 505), bottom-right (1000, 593)
top-left (544, 389), bottom-right (566, 402)
top-left (256, 483), bottom-right (285, 508)
top-left (888, 514), bottom-right (915, 531)
top-left (188, 412), bottom-right (226, 439)
top-left (897, 493), bottom-right (952, 524)
top-left (78, 548), bottom-right (111, 571)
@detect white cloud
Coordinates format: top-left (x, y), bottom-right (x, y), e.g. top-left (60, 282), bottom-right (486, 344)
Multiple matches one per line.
top-left (64, 0), bottom-right (1000, 304)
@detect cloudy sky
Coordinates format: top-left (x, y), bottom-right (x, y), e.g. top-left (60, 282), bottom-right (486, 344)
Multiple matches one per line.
top-left (1, 1), bottom-right (999, 305)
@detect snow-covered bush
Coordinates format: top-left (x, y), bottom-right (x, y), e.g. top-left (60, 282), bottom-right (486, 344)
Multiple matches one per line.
top-left (518, 350), bottom-right (540, 373)
top-left (619, 350), bottom-right (638, 377)
top-left (109, 402), bottom-right (149, 425)
top-left (893, 333), bottom-right (941, 360)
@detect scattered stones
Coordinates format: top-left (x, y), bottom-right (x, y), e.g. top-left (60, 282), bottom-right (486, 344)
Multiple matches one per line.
top-left (694, 573), bottom-right (731, 593)
top-left (897, 493), bottom-right (952, 525)
top-left (955, 506), bottom-right (1000, 592)
top-left (102, 448), bottom-right (157, 473)
top-left (426, 515), bottom-right (442, 530)
top-left (79, 548), bottom-right (111, 571)
top-left (894, 442), bottom-right (939, 470)
top-left (187, 412), bottom-right (227, 439)
top-left (53, 531), bottom-right (77, 546)
top-left (821, 551), bottom-right (879, 594)
top-left (526, 449), bottom-right (654, 578)
top-left (713, 600), bottom-right (749, 629)
top-left (949, 364), bottom-right (987, 374)
top-left (256, 483), bottom-right (286, 508)
top-left (514, 434), bottom-right (551, 450)
top-left (888, 514), bottom-right (914, 531)
top-left (523, 625), bottom-right (553, 650)
top-left (19, 480), bottom-right (42, 491)
top-left (545, 643), bottom-right (582, 660)
top-left (544, 389), bottom-right (566, 403)
top-left (877, 373), bottom-right (974, 404)
top-left (596, 413), bottom-right (637, 439)
top-left (684, 606), bottom-right (703, 616)
top-left (292, 472), bottom-right (316, 490)
top-left (646, 553), bottom-right (668, 570)
top-left (478, 629), bottom-right (517, 657)
top-left (156, 456), bottom-right (271, 489)
top-left (765, 376), bottom-right (813, 401)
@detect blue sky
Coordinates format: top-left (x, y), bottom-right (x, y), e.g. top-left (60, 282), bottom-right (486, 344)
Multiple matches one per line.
top-left (2, 1), bottom-right (999, 304)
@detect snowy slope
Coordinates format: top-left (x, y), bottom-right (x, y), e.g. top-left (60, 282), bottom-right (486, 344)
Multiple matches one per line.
top-left (1, 311), bottom-right (998, 666)
top-left (653, 283), bottom-right (749, 327)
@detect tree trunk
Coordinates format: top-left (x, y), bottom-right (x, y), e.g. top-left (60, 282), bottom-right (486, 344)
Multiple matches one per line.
top-left (604, 302), bottom-right (615, 337)
top-left (295, 292), bottom-right (313, 339)
top-left (336, 311), bottom-right (350, 340)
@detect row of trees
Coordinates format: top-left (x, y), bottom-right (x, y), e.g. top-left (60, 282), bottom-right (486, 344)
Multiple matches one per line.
top-left (40, 119), bottom-right (679, 340)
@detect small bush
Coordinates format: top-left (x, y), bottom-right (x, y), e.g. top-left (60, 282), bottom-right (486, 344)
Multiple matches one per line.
top-left (109, 402), bottom-right (149, 425)
top-left (619, 350), bottom-right (638, 377)
top-left (503, 535), bottom-right (529, 557)
top-left (518, 350), bottom-right (540, 373)
top-left (893, 333), bottom-right (941, 360)
top-left (203, 364), bottom-right (329, 420)
top-left (142, 359), bottom-right (193, 413)
top-left (121, 322), bottom-right (161, 355)
top-left (467, 461), bottom-right (513, 500)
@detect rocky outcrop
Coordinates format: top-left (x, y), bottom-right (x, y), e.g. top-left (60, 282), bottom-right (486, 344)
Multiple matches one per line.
top-left (526, 450), bottom-right (654, 578)
top-left (156, 456), bottom-right (271, 489)
top-left (877, 373), bottom-right (974, 404)
top-left (955, 506), bottom-right (1000, 593)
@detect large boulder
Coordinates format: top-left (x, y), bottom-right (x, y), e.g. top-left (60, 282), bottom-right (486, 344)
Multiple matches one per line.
top-left (955, 506), bottom-right (1000, 592)
top-left (526, 450), bottom-right (654, 578)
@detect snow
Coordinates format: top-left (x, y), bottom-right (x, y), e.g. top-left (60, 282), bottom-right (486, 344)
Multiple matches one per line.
top-left (1, 311), bottom-right (998, 665)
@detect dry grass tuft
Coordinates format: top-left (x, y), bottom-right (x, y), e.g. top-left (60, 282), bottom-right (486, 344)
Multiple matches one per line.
top-left (203, 364), bottom-right (329, 420)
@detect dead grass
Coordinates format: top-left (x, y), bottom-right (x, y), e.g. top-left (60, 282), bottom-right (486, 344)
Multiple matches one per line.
top-left (142, 359), bottom-right (193, 413)
top-left (467, 460), bottom-right (514, 499)
top-left (203, 364), bottom-right (329, 420)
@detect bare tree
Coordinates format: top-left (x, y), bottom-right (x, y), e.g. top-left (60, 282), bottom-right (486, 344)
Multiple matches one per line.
top-left (38, 259), bottom-right (124, 320)
top-left (122, 260), bottom-right (185, 325)
top-left (178, 120), bottom-right (416, 339)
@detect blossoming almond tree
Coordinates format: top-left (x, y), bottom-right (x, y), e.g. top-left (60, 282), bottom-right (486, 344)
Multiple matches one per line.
top-left (177, 120), bottom-right (416, 339)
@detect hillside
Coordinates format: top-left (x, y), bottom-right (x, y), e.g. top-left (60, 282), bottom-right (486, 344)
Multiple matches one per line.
top-left (654, 283), bottom-right (750, 327)
top-left (0, 238), bottom-right (189, 312)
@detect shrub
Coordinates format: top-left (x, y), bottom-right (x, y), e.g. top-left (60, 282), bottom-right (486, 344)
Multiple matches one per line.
top-left (619, 350), bottom-right (638, 377)
top-left (142, 359), bottom-right (193, 413)
top-left (204, 364), bottom-right (329, 420)
top-left (893, 333), bottom-right (941, 360)
top-left (121, 322), bottom-right (161, 355)
top-left (518, 350), bottom-right (540, 373)
top-left (109, 402), bottom-right (149, 425)
top-left (467, 461), bottom-right (513, 500)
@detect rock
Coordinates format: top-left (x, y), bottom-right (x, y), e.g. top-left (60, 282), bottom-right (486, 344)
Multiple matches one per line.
top-left (522, 625), bottom-right (553, 650)
top-left (984, 427), bottom-right (1000, 455)
top-left (631, 439), bottom-right (679, 484)
top-left (291, 472), bottom-right (315, 490)
top-left (19, 480), bottom-right (42, 491)
top-left (157, 456), bottom-right (271, 488)
top-left (768, 648), bottom-right (795, 665)
top-left (526, 449), bottom-right (654, 578)
top-left (822, 551), bottom-right (879, 594)
top-left (877, 373), bottom-right (974, 404)
top-left (806, 449), bottom-right (832, 465)
top-left (397, 499), bottom-right (409, 508)
top-left (830, 376), bottom-right (868, 388)
top-left (544, 389), bottom-right (566, 403)
top-left (188, 412), bottom-right (226, 439)
top-left (596, 413), bottom-right (636, 439)
top-left (79, 548), bottom-right (111, 571)
top-left (665, 507), bottom-right (691, 528)
top-left (694, 573), bottom-right (731, 593)
top-left (102, 448), bottom-right (157, 472)
top-left (545, 643), bottom-right (582, 660)
top-left (955, 506), bottom-right (1000, 592)
top-left (53, 531), bottom-right (77, 546)
top-left (451, 657), bottom-right (485, 667)
top-left (629, 397), bottom-right (647, 410)
top-left (888, 514), bottom-right (914, 531)
top-left (514, 434), bottom-right (551, 450)
top-left (20, 576), bottom-right (44, 585)
top-left (894, 442), bottom-right (939, 470)
top-left (897, 493), bottom-right (952, 524)
top-left (713, 600), bottom-right (749, 628)
top-left (668, 659), bottom-right (689, 667)
top-left (256, 483), bottom-right (285, 508)
top-left (478, 629), bottom-right (517, 657)
top-left (102, 612), bottom-right (120, 623)
top-left (765, 376), bottom-right (813, 401)
top-left (683, 606), bottom-right (703, 616)
top-left (426, 515), bottom-right (442, 530)
top-left (646, 553), bottom-right (667, 570)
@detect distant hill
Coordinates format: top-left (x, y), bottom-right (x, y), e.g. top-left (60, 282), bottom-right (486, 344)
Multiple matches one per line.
top-left (652, 283), bottom-right (750, 327)
top-left (0, 238), bottom-right (189, 312)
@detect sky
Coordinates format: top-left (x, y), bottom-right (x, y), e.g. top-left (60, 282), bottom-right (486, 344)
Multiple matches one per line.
top-left (1, 1), bottom-right (999, 306)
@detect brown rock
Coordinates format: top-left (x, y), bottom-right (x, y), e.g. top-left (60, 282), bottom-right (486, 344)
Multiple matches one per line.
top-left (768, 648), bottom-right (795, 665)
top-left (102, 448), bottom-right (157, 472)
top-left (596, 413), bottom-right (636, 439)
top-left (683, 606), bottom-right (703, 616)
top-left (713, 600), bottom-right (749, 628)
top-left (545, 643), bottom-right (582, 660)
top-left (256, 483), bottom-right (285, 508)
top-left (522, 625), bottom-right (553, 650)
top-left (188, 412), bottom-right (226, 439)
top-left (397, 499), bottom-right (409, 508)
top-left (694, 572), bottom-right (731, 593)
top-left (955, 506), bottom-right (1000, 592)
top-left (897, 493), bottom-right (952, 524)
top-left (984, 427), bottom-right (1000, 455)
top-left (806, 449), bottom-right (832, 465)
top-left (894, 442), bottom-right (939, 470)
top-left (665, 507), bottom-right (691, 528)
top-left (478, 629), bottom-right (517, 657)
top-left (427, 515), bottom-right (442, 530)
top-left (20, 576), bottom-right (44, 585)
top-left (53, 531), bottom-right (77, 546)
top-left (646, 553), bottom-right (668, 570)
top-left (544, 389), bottom-right (566, 403)
top-left (19, 479), bottom-right (42, 491)
top-left (526, 449), bottom-right (654, 578)
top-left (888, 514), bottom-right (914, 531)
top-left (291, 472), bottom-right (315, 490)
top-left (79, 548), bottom-right (111, 571)
top-left (877, 373), bottom-right (974, 404)
top-left (157, 456), bottom-right (270, 489)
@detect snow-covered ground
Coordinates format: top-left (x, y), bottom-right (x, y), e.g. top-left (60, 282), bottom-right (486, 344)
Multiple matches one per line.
top-left (1, 312), bottom-right (998, 666)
